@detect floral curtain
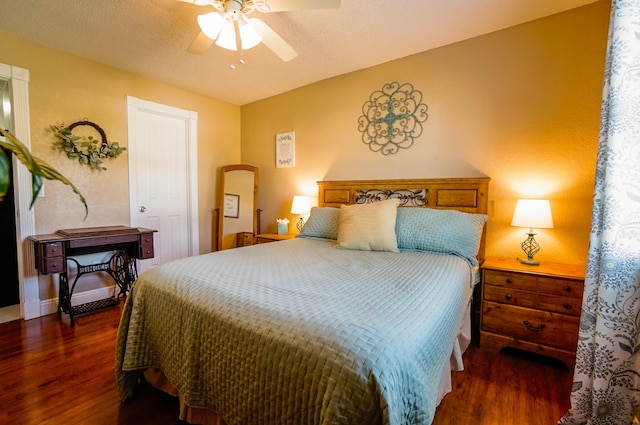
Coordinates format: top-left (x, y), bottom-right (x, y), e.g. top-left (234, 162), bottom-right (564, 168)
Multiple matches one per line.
top-left (559, 1), bottom-right (640, 424)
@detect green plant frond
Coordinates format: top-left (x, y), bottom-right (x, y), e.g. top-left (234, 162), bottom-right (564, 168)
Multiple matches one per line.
top-left (31, 174), bottom-right (43, 208)
top-left (0, 128), bottom-right (88, 219)
top-left (0, 149), bottom-right (9, 198)
top-left (0, 132), bottom-right (43, 173)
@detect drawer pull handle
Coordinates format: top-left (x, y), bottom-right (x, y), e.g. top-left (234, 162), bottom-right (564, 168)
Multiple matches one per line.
top-left (506, 278), bottom-right (513, 284)
top-left (505, 294), bottom-right (512, 301)
top-left (564, 286), bottom-right (572, 292)
top-left (563, 303), bottom-right (572, 310)
top-left (523, 321), bottom-right (546, 332)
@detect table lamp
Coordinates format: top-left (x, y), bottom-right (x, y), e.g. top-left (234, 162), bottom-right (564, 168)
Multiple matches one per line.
top-left (290, 195), bottom-right (311, 232)
top-left (511, 199), bottom-right (554, 265)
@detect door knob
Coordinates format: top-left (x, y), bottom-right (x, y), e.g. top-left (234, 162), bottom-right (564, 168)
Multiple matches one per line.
top-left (139, 206), bottom-right (147, 213)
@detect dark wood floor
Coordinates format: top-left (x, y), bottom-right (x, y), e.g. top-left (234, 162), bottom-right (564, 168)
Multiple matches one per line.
top-left (0, 304), bottom-right (573, 425)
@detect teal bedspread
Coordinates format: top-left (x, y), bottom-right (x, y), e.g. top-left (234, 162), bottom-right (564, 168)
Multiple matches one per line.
top-left (116, 238), bottom-right (473, 424)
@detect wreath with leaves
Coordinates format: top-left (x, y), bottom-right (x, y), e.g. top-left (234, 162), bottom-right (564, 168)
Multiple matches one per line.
top-left (50, 120), bottom-right (126, 171)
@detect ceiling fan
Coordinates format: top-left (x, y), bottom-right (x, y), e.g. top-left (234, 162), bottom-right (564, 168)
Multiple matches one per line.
top-left (179, 0), bottom-right (341, 61)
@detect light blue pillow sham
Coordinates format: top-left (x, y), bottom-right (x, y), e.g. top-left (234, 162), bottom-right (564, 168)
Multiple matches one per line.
top-left (395, 207), bottom-right (488, 266)
top-left (297, 207), bottom-right (340, 240)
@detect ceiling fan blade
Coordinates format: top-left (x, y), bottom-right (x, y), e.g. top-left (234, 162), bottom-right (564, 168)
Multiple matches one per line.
top-left (187, 31), bottom-right (215, 54)
top-left (254, 0), bottom-right (340, 13)
top-left (250, 18), bottom-right (298, 62)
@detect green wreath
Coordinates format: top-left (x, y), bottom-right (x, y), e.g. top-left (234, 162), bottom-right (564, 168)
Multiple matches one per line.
top-left (50, 120), bottom-right (126, 171)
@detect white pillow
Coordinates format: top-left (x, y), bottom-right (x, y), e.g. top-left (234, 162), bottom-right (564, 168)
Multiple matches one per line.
top-left (334, 198), bottom-right (400, 252)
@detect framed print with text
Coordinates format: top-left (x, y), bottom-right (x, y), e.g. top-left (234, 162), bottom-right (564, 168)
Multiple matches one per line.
top-left (276, 131), bottom-right (295, 168)
top-left (223, 193), bottom-right (239, 218)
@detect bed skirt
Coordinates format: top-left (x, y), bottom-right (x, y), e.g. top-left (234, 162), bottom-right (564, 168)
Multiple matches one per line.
top-left (144, 367), bottom-right (226, 425)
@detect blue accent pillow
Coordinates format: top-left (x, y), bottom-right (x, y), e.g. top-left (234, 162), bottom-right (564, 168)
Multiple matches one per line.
top-left (395, 207), bottom-right (488, 266)
top-left (297, 207), bottom-right (340, 240)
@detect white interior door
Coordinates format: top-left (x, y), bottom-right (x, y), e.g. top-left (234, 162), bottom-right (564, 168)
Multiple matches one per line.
top-left (127, 96), bottom-right (199, 274)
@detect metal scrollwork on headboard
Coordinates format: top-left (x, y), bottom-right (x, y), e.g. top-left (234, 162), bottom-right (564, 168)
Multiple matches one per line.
top-left (355, 189), bottom-right (428, 206)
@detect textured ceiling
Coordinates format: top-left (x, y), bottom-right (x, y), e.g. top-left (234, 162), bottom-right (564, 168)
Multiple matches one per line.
top-left (0, 0), bottom-right (598, 105)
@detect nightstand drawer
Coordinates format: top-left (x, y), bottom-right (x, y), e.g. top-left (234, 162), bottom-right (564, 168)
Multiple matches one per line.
top-left (482, 301), bottom-right (579, 351)
top-left (483, 270), bottom-right (536, 289)
top-left (537, 277), bottom-right (583, 298)
top-left (538, 297), bottom-right (582, 316)
top-left (483, 285), bottom-right (536, 308)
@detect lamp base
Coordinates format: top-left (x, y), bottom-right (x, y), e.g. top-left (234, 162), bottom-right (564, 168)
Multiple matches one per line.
top-left (519, 257), bottom-right (540, 266)
top-left (519, 229), bottom-right (541, 266)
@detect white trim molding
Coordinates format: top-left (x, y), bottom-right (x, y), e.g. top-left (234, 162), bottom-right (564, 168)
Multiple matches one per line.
top-left (0, 63), bottom-right (39, 320)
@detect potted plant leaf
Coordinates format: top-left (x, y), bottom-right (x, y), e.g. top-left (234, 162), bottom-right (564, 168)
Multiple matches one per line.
top-left (0, 128), bottom-right (88, 218)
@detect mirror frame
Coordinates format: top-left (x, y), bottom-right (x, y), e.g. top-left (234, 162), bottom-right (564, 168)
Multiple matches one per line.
top-left (214, 164), bottom-right (259, 251)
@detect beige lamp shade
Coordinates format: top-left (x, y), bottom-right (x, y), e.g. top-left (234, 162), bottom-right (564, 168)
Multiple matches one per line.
top-left (290, 195), bottom-right (311, 215)
top-left (511, 199), bottom-right (554, 229)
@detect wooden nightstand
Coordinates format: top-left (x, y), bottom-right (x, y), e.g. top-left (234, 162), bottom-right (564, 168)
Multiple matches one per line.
top-left (256, 233), bottom-right (296, 243)
top-left (480, 257), bottom-right (585, 368)
top-left (236, 232), bottom-right (255, 247)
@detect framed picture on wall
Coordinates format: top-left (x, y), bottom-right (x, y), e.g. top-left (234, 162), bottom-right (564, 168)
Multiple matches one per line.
top-left (223, 193), bottom-right (240, 218)
top-left (276, 131), bottom-right (295, 168)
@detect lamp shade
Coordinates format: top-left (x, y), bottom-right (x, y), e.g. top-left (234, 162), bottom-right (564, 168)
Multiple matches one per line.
top-left (215, 21), bottom-right (238, 50)
top-left (290, 196), bottom-right (311, 215)
top-left (197, 12), bottom-right (224, 40)
top-left (511, 199), bottom-right (554, 229)
top-left (199, 12), bottom-right (262, 52)
top-left (238, 16), bottom-right (262, 49)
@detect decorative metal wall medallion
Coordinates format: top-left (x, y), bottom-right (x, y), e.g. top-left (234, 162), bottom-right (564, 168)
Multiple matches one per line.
top-left (357, 82), bottom-right (429, 155)
top-left (355, 189), bottom-right (428, 206)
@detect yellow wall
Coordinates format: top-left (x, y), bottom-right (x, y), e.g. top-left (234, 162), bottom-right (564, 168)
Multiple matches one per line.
top-left (0, 31), bottom-right (240, 246)
top-left (0, 32), bottom-right (241, 299)
top-left (241, 1), bottom-right (610, 266)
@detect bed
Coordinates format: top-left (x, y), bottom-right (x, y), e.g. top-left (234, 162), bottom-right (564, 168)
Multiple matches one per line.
top-left (116, 177), bottom-right (490, 425)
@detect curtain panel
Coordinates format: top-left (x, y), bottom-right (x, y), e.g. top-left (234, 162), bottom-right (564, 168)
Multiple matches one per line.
top-left (559, 1), bottom-right (640, 424)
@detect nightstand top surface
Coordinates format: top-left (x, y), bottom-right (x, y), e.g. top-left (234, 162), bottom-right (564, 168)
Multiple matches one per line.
top-left (257, 233), bottom-right (297, 241)
top-left (482, 257), bottom-right (585, 280)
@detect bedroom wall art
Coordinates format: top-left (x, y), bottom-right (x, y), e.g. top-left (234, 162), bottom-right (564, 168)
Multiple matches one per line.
top-left (357, 82), bottom-right (429, 155)
top-left (275, 131), bottom-right (295, 168)
top-left (50, 120), bottom-right (126, 171)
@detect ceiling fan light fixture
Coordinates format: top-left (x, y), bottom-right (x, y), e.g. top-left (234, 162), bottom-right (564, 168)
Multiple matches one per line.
top-left (238, 17), bottom-right (262, 49)
top-left (216, 21), bottom-right (238, 50)
top-left (197, 11), bottom-right (224, 40)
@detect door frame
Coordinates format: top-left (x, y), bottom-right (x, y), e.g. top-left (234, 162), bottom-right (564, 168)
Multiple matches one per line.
top-left (126, 96), bottom-right (200, 267)
top-left (2, 63), bottom-right (39, 320)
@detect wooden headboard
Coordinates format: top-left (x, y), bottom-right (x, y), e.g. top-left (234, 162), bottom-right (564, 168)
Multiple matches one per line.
top-left (317, 177), bottom-right (490, 262)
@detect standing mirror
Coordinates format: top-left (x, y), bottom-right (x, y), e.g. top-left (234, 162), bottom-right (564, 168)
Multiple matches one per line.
top-left (214, 164), bottom-right (259, 251)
